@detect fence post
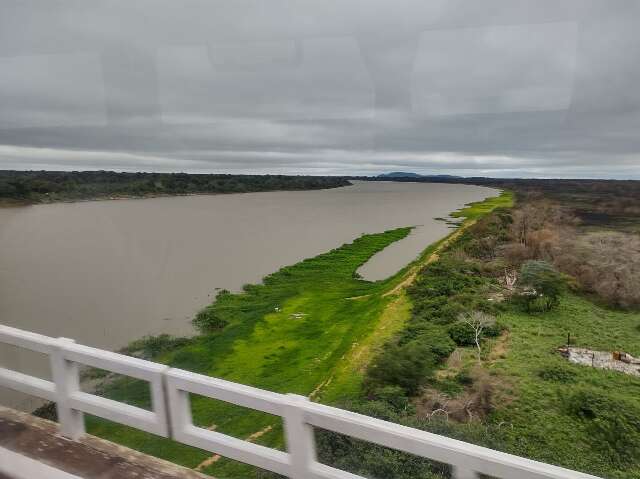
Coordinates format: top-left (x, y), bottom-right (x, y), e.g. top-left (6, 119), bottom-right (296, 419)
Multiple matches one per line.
top-left (164, 370), bottom-right (193, 443)
top-left (453, 466), bottom-right (479, 479)
top-left (283, 394), bottom-right (316, 479)
top-left (50, 337), bottom-right (84, 440)
top-left (157, 367), bottom-right (173, 438)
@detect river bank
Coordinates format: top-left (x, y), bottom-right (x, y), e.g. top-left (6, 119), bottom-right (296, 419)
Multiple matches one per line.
top-left (0, 171), bottom-right (351, 207)
top-left (75, 190), bottom-right (510, 478)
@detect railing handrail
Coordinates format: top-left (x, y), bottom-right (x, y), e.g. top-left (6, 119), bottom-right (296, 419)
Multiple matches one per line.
top-left (0, 324), bottom-right (601, 479)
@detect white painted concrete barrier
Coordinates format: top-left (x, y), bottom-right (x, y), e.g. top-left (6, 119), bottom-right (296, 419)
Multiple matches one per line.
top-left (0, 446), bottom-right (83, 479)
top-left (0, 324), bottom-right (601, 479)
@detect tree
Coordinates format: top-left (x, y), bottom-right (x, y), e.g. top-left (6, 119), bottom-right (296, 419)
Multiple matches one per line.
top-left (518, 260), bottom-right (565, 311)
top-left (459, 311), bottom-right (496, 363)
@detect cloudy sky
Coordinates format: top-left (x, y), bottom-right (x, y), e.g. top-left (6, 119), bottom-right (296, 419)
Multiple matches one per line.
top-left (1, 0), bottom-right (639, 178)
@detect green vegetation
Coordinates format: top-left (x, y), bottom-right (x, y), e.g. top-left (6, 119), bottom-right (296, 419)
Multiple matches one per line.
top-left (491, 294), bottom-right (640, 477)
top-left (327, 288), bottom-right (640, 479)
top-left (0, 170), bottom-right (350, 204)
top-left (516, 260), bottom-right (566, 312)
top-left (118, 334), bottom-right (195, 360)
top-left (347, 182), bottom-right (640, 479)
top-left (450, 190), bottom-right (514, 222)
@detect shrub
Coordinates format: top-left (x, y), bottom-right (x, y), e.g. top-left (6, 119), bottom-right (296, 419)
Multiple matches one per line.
top-left (313, 400), bottom-right (447, 479)
top-left (565, 389), bottom-right (640, 466)
top-left (315, 427), bottom-right (446, 479)
top-left (501, 242), bottom-right (533, 266)
top-left (192, 306), bottom-right (229, 333)
top-left (365, 328), bottom-right (455, 395)
top-left (448, 321), bottom-right (476, 346)
top-left (33, 401), bottom-right (58, 421)
top-left (538, 365), bottom-right (577, 383)
top-left (448, 320), bottom-right (503, 347)
top-left (517, 260), bottom-right (565, 311)
top-left (455, 370), bottom-right (473, 386)
top-left (464, 237), bottom-right (498, 260)
top-left (371, 385), bottom-right (410, 411)
top-left (122, 334), bottom-right (192, 359)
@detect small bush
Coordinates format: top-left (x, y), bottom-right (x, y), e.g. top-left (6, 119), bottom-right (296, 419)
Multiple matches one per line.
top-left (464, 236), bottom-right (498, 260)
top-left (456, 370), bottom-right (473, 386)
top-left (122, 334), bottom-right (192, 359)
top-left (192, 306), bottom-right (229, 333)
top-left (33, 401), bottom-right (58, 421)
top-left (371, 385), bottom-right (410, 411)
top-left (518, 260), bottom-right (566, 311)
top-left (448, 319), bottom-right (503, 346)
top-left (448, 321), bottom-right (476, 346)
top-left (565, 388), bottom-right (640, 466)
top-left (538, 365), bottom-right (577, 383)
top-left (314, 400), bottom-right (447, 479)
top-left (365, 327), bottom-right (455, 395)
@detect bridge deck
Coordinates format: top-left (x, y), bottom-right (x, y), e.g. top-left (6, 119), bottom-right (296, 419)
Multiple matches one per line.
top-left (0, 406), bottom-right (208, 479)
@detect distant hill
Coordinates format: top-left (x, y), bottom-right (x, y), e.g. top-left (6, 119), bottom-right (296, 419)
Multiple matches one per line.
top-left (377, 172), bottom-right (423, 178)
top-left (377, 172), bottom-right (462, 179)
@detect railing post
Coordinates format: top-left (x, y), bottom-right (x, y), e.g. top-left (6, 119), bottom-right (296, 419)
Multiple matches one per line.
top-left (157, 367), bottom-right (173, 438)
top-left (50, 337), bottom-right (84, 440)
top-left (165, 371), bottom-right (193, 442)
top-left (453, 466), bottom-right (479, 479)
top-left (283, 394), bottom-right (316, 479)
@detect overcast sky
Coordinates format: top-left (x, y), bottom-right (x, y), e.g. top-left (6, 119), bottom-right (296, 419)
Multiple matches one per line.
top-left (1, 0), bottom-right (639, 178)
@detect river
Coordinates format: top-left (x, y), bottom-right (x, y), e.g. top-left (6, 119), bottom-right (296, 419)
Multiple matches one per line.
top-left (0, 181), bottom-right (497, 409)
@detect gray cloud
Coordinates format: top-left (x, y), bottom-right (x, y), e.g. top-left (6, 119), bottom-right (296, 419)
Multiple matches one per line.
top-left (0, 0), bottom-right (639, 178)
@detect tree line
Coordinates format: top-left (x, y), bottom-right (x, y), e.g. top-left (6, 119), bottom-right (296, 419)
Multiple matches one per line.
top-left (0, 170), bottom-right (350, 203)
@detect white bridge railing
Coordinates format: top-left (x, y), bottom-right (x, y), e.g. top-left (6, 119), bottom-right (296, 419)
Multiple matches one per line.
top-left (0, 324), bottom-right (599, 479)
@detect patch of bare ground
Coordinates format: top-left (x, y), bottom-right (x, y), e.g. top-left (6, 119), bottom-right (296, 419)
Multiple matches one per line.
top-left (415, 367), bottom-right (488, 422)
top-left (487, 331), bottom-right (510, 363)
top-left (345, 294), bottom-right (371, 300)
top-left (435, 349), bottom-right (465, 381)
top-left (416, 334), bottom-right (513, 424)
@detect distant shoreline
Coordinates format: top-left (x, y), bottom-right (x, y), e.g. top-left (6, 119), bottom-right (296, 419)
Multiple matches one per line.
top-left (0, 188), bottom-right (356, 207)
top-left (0, 186), bottom-right (353, 208)
top-left (0, 190), bottom-right (259, 208)
top-left (0, 171), bottom-right (352, 208)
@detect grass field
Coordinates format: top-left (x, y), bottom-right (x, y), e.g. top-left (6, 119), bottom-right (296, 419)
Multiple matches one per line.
top-left (84, 190), bottom-right (510, 478)
top-left (488, 294), bottom-right (640, 478)
top-left (424, 291), bottom-right (640, 478)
